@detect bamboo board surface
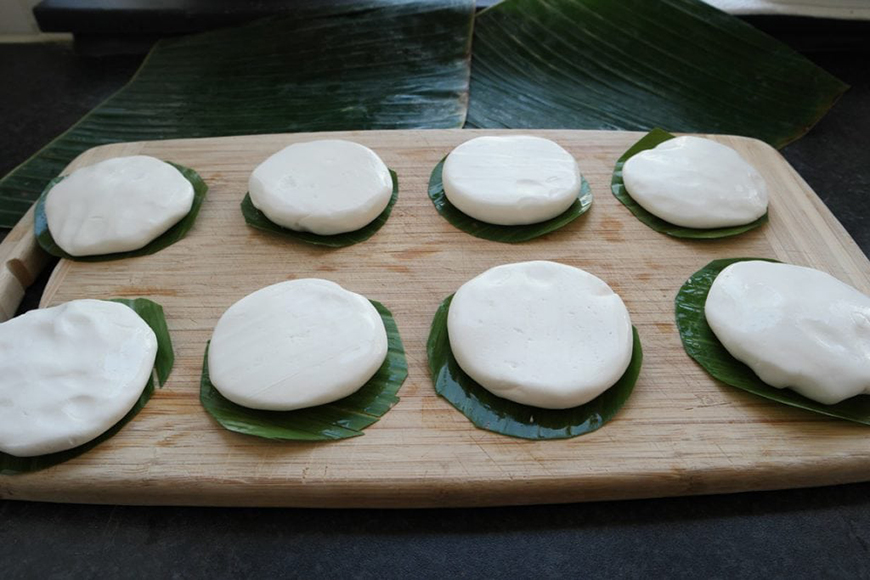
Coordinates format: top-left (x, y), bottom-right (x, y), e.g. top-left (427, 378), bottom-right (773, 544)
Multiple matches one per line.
top-left (2, 129), bottom-right (869, 508)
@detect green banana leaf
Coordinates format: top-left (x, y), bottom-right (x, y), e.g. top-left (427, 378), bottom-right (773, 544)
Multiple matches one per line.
top-left (200, 300), bottom-right (408, 441)
top-left (675, 258), bottom-right (870, 425)
top-left (427, 294), bottom-right (643, 439)
top-left (241, 170), bottom-right (398, 247)
top-left (466, 0), bottom-right (847, 149)
top-left (33, 162), bottom-right (208, 261)
top-left (427, 157), bottom-right (593, 242)
top-left (611, 129), bottom-right (768, 239)
top-left (0, 1), bottom-right (474, 227)
top-left (0, 297), bottom-right (174, 475)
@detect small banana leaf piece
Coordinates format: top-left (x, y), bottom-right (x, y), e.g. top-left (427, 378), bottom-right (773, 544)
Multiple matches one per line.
top-left (611, 129), bottom-right (768, 239)
top-left (241, 170), bottom-right (398, 248)
top-left (466, 0), bottom-right (847, 149)
top-left (33, 162), bottom-right (208, 261)
top-left (0, 298), bottom-right (174, 475)
top-left (675, 258), bottom-right (870, 425)
top-left (427, 294), bottom-right (642, 439)
top-left (0, 1), bottom-right (474, 227)
top-left (427, 157), bottom-right (592, 243)
top-left (200, 300), bottom-right (408, 441)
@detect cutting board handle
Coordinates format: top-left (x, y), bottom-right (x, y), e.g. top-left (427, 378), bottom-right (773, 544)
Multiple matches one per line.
top-left (0, 205), bottom-right (50, 321)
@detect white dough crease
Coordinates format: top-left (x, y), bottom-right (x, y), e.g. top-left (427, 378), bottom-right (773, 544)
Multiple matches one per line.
top-left (706, 261), bottom-right (870, 404)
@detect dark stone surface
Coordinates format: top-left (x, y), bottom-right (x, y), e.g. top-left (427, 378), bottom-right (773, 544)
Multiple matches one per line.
top-left (0, 42), bottom-right (142, 179)
top-left (1, 34), bottom-right (870, 580)
top-left (1, 482), bottom-right (870, 579)
top-left (779, 51), bottom-right (870, 253)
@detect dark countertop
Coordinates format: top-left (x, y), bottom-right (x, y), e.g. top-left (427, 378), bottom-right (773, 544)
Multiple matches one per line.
top-left (2, 39), bottom-right (870, 579)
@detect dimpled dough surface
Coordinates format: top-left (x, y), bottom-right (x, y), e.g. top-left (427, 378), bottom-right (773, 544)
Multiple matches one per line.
top-left (622, 136), bottom-right (768, 229)
top-left (442, 135), bottom-right (582, 225)
top-left (706, 261), bottom-right (870, 405)
top-left (207, 279), bottom-right (388, 411)
top-left (45, 155), bottom-right (194, 256)
top-left (447, 261), bottom-right (633, 409)
top-left (248, 140), bottom-right (392, 235)
top-left (0, 300), bottom-right (157, 457)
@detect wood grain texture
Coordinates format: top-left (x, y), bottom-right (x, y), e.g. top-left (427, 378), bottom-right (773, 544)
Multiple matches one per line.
top-left (2, 129), bottom-right (869, 508)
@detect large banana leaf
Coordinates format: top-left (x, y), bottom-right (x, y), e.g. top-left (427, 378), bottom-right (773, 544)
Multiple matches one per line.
top-left (675, 258), bottom-right (870, 425)
top-left (427, 294), bottom-right (643, 439)
top-left (34, 162), bottom-right (208, 261)
top-left (200, 300), bottom-right (408, 441)
top-left (0, 298), bottom-right (174, 475)
top-left (0, 1), bottom-right (475, 227)
top-left (466, 0), bottom-right (847, 148)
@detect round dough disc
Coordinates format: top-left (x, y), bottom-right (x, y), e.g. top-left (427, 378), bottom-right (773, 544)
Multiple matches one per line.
top-left (447, 261), bottom-right (633, 409)
top-left (0, 300), bottom-right (158, 457)
top-left (441, 135), bottom-right (582, 225)
top-left (208, 279), bottom-right (388, 411)
top-left (706, 260), bottom-right (870, 405)
top-left (45, 155), bottom-right (195, 256)
top-left (622, 136), bottom-right (768, 228)
top-left (248, 140), bottom-right (392, 235)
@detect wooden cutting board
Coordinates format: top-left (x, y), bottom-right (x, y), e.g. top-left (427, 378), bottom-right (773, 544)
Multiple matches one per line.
top-left (2, 129), bottom-right (869, 508)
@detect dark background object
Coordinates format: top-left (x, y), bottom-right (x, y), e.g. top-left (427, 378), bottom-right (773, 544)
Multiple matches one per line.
top-left (33, 0), bottom-right (504, 55)
top-left (33, 0), bottom-right (870, 55)
top-left (740, 15), bottom-right (870, 51)
top-left (2, 5), bottom-right (870, 578)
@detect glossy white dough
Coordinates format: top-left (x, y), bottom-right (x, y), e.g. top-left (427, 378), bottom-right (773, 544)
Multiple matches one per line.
top-left (447, 261), bottom-right (633, 409)
top-left (45, 155), bottom-right (194, 256)
top-left (248, 140), bottom-right (392, 235)
top-left (208, 279), bottom-right (388, 411)
top-left (705, 261), bottom-right (870, 405)
top-left (622, 136), bottom-right (768, 228)
top-left (0, 300), bottom-right (157, 457)
top-left (441, 135), bottom-right (582, 225)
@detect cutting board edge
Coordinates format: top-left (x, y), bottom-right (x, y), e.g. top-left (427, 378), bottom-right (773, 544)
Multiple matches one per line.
top-left (3, 457), bottom-right (869, 508)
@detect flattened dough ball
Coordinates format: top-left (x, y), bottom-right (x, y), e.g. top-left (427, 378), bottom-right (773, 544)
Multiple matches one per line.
top-left (248, 140), bottom-right (392, 235)
top-left (45, 155), bottom-right (195, 256)
top-left (447, 261), bottom-right (633, 409)
top-left (706, 260), bottom-right (870, 405)
top-left (442, 135), bottom-right (582, 225)
top-left (622, 136), bottom-right (768, 228)
top-left (0, 300), bottom-right (158, 457)
top-left (208, 279), bottom-right (388, 411)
